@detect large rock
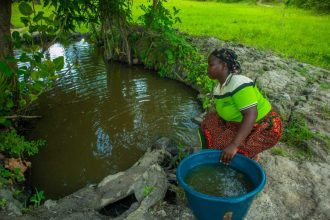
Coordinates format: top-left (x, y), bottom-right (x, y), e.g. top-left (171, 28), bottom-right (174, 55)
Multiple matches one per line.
top-left (247, 151), bottom-right (330, 220)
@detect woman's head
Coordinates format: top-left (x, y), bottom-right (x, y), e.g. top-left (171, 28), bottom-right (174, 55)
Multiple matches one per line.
top-left (208, 48), bottom-right (241, 80)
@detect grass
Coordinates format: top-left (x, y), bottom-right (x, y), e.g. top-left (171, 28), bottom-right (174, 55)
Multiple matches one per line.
top-left (271, 146), bottom-right (289, 157)
top-left (133, 0), bottom-right (330, 69)
top-left (320, 82), bottom-right (330, 90)
top-left (280, 113), bottom-right (319, 160)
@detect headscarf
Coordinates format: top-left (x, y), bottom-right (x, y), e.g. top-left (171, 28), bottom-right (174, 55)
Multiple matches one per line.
top-left (210, 48), bottom-right (241, 74)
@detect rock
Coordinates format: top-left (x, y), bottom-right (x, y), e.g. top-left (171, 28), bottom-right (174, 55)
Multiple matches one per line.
top-left (247, 151), bottom-right (330, 219)
top-left (157, 210), bottom-right (166, 217)
top-left (44, 199), bottom-right (57, 210)
top-left (152, 137), bottom-right (178, 156)
top-left (0, 189), bottom-right (23, 216)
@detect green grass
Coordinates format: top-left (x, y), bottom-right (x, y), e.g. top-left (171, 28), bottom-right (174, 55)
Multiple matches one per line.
top-left (133, 0), bottom-right (330, 69)
top-left (271, 147), bottom-right (289, 157)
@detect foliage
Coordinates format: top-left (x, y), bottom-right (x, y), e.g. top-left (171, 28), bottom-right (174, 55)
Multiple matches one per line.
top-left (0, 129), bottom-right (45, 158)
top-left (271, 147), bottom-right (289, 157)
top-left (99, 0), bottom-right (133, 63)
top-left (0, 198), bottom-right (8, 209)
top-left (282, 114), bottom-right (313, 146)
top-left (135, 0), bottom-right (215, 103)
top-left (143, 185), bottom-right (154, 197)
top-left (0, 1), bottom-right (65, 127)
top-left (281, 113), bottom-right (315, 159)
top-left (0, 166), bottom-right (25, 184)
top-left (43, 0), bottom-right (98, 32)
top-left (29, 188), bottom-right (45, 207)
top-left (168, 184), bottom-right (186, 204)
top-left (170, 142), bottom-right (189, 167)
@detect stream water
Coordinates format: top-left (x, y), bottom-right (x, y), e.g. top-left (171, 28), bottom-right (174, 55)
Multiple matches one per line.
top-left (26, 39), bottom-right (202, 199)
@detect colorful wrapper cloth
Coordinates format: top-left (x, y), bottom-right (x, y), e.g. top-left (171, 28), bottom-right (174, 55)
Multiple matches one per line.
top-left (200, 111), bottom-right (282, 158)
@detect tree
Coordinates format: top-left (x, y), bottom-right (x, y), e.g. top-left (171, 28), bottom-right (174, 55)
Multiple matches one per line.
top-left (0, 0), bottom-right (65, 126)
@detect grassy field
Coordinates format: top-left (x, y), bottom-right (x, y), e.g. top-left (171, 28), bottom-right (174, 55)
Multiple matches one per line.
top-left (133, 0), bottom-right (330, 69)
top-left (11, 0), bottom-right (330, 69)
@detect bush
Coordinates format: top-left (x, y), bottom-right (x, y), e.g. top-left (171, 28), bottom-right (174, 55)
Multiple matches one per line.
top-left (0, 129), bottom-right (45, 158)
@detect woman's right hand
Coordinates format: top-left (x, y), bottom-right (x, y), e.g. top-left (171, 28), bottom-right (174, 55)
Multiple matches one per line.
top-left (220, 143), bottom-right (238, 165)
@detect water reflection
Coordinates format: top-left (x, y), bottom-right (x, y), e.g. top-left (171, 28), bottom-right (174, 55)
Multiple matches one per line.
top-left (94, 127), bottom-right (112, 157)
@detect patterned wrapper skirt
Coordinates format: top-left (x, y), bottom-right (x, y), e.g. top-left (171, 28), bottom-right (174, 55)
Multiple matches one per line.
top-left (200, 111), bottom-right (283, 158)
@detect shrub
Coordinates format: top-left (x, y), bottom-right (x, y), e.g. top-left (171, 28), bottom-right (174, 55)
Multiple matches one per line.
top-left (0, 129), bottom-right (45, 158)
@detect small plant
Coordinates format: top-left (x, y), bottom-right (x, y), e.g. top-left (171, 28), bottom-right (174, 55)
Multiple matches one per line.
top-left (169, 143), bottom-right (189, 167)
top-left (168, 184), bottom-right (186, 204)
top-left (13, 189), bottom-right (22, 198)
top-left (177, 143), bottom-right (187, 162)
top-left (320, 82), bottom-right (330, 90)
top-left (30, 188), bottom-right (45, 207)
top-left (0, 198), bottom-right (8, 209)
top-left (282, 114), bottom-right (313, 147)
top-left (0, 166), bottom-right (25, 184)
top-left (271, 147), bottom-right (289, 157)
top-left (281, 113), bottom-right (316, 160)
top-left (143, 186), bottom-right (154, 197)
top-left (0, 129), bottom-right (45, 158)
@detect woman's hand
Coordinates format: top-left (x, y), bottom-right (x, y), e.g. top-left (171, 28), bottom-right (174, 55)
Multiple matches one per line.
top-left (220, 143), bottom-right (238, 165)
top-left (220, 107), bottom-right (257, 165)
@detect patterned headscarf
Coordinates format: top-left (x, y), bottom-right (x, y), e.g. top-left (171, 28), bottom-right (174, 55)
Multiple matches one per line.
top-left (210, 48), bottom-right (241, 74)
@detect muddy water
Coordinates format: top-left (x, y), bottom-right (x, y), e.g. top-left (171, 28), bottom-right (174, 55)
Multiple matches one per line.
top-left (26, 40), bottom-right (202, 199)
top-left (185, 163), bottom-right (254, 197)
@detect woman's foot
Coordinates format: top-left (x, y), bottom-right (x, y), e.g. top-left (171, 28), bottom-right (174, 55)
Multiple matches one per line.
top-left (252, 154), bottom-right (260, 162)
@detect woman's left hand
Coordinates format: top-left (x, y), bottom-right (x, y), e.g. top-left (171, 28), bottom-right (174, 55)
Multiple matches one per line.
top-left (220, 143), bottom-right (238, 164)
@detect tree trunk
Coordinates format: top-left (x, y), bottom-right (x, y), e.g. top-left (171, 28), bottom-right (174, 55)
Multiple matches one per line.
top-left (0, 0), bottom-right (19, 110)
top-left (0, 0), bottom-right (13, 61)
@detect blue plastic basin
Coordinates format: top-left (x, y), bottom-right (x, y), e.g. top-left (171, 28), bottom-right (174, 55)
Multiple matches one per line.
top-left (176, 149), bottom-right (266, 220)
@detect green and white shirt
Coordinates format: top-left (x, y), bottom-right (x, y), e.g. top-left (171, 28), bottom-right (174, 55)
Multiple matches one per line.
top-left (213, 73), bottom-right (271, 122)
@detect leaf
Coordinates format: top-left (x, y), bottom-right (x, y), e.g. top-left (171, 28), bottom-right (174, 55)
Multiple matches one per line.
top-left (19, 2), bottom-right (33, 16)
top-left (53, 56), bottom-right (64, 71)
top-left (19, 99), bottom-right (27, 108)
top-left (12, 31), bottom-right (21, 41)
top-left (43, 14), bottom-right (54, 25)
top-left (29, 94), bottom-right (38, 102)
top-left (19, 53), bottom-right (30, 62)
top-left (0, 117), bottom-right (8, 125)
top-left (29, 25), bottom-right (38, 34)
top-left (20, 17), bottom-right (30, 26)
top-left (33, 53), bottom-right (43, 63)
top-left (22, 33), bottom-right (32, 42)
top-left (6, 99), bottom-right (14, 109)
top-left (33, 11), bottom-right (44, 23)
top-left (37, 25), bottom-right (48, 32)
top-left (31, 71), bottom-right (39, 81)
top-left (0, 61), bottom-right (12, 76)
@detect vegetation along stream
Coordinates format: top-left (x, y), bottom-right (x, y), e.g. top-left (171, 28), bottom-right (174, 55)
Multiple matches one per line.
top-left (25, 39), bottom-right (202, 199)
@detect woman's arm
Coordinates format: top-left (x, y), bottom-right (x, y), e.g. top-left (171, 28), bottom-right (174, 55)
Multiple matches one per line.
top-left (220, 106), bottom-right (258, 164)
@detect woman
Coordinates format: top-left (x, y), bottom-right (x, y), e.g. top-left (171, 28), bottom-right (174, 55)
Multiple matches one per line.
top-left (201, 48), bottom-right (282, 164)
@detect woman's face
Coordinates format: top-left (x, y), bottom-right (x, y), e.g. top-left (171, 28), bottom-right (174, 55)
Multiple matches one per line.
top-left (207, 55), bottom-right (227, 80)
